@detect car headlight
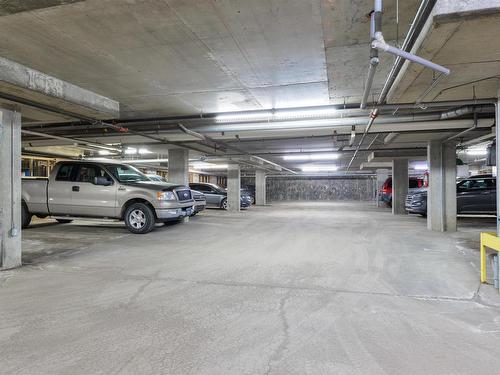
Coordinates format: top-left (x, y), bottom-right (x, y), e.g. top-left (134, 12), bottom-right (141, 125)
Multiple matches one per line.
top-left (157, 191), bottom-right (176, 201)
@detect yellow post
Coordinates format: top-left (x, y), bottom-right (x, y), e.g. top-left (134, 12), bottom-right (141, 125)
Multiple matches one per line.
top-left (480, 233), bottom-right (487, 283)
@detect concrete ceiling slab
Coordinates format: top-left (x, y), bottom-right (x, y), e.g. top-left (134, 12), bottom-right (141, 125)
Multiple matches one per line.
top-left (388, 3), bottom-right (500, 103)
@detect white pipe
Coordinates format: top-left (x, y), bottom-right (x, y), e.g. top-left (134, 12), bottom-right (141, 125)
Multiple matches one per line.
top-left (372, 32), bottom-right (450, 75)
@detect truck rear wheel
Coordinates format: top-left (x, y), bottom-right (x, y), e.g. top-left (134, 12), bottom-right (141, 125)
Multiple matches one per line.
top-left (124, 203), bottom-right (156, 234)
top-left (22, 203), bottom-right (32, 229)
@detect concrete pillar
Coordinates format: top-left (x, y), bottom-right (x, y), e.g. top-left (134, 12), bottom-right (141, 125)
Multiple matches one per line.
top-left (375, 168), bottom-right (390, 206)
top-left (227, 164), bottom-right (241, 212)
top-left (392, 159), bottom-right (408, 215)
top-left (255, 169), bottom-right (266, 206)
top-left (1, 108), bottom-right (22, 270)
top-left (427, 140), bottom-right (457, 232)
top-left (496, 87), bottom-right (500, 236)
top-left (168, 149), bottom-right (189, 186)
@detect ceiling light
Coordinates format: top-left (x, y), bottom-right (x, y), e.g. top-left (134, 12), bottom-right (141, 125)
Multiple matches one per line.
top-left (283, 153), bottom-right (338, 161)
top-left (412, 163), bottom-right (428, 170)
top-left (215, 107), bottom-right (338, 123)
top-left (301, 165), bottom-right (339, 172)
top-left (124, 147), bottom-right (137, 155)
top-left (98, 150), bottom-right (111, 155)
top-left (138, 148), bottom-right (152, 155)
top-left (466, 148), bottom-right (488, 156)
top-left (190, 162), bottom-right (228, 170)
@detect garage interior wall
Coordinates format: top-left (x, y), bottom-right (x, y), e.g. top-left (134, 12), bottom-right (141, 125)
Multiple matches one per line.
top-left (266, 177), bottom-right (376, 202)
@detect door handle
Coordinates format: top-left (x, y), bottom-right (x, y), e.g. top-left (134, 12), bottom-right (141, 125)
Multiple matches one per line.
top-left (118, 186), bottom-right (126, 191)
top-left (72, 186), bottom-right (80, 192)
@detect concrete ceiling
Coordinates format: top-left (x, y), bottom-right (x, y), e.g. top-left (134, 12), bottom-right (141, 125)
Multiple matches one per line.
top-left (388, 1), bottom-right (500, 103)
top-left (0, 0), bottom-right (420, 119)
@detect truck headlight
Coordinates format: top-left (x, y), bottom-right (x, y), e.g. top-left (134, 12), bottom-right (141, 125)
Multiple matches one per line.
top-left (157, 191), bottom-right (176, 201)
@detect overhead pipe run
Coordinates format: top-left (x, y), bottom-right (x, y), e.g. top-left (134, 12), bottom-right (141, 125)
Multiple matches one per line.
top-left (346, 109), bottom-right (379, 171)
top-left (378, 0), bottom-right (436, 104)
top-left (360, 0), bottom-right (450, 109)
top-left (360, 1), bottom-right (382, 109)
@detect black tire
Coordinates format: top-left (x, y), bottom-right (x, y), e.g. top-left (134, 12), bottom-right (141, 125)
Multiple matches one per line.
top-left (21, 203), bottom-right (32, 229)
top-left (220, 198), bottom-right (228, 210)
top-left (124, 203), bottom-right (156, 234)
top-left (56, 219), bottom-right (73, 224)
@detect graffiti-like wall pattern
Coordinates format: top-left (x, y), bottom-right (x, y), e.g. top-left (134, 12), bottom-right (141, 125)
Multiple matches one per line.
top-left (265, 177), bottom-right (375, 201)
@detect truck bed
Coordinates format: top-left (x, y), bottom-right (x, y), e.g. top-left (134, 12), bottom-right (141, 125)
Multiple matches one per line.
top-left (22, 178), bottom-right (49, 215)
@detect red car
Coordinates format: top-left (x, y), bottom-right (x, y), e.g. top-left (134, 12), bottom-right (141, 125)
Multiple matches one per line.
top-left (380, 176), bottom-right (426, 206)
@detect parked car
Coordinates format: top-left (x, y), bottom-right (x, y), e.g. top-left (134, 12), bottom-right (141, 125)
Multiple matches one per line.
top-left (189, 182), bottom-right (252, 209)
top-left (22, 161), bottom-right (195, 234)
top-left (406, 175), bottom-right (497, 216)
top-left (241, 185), bottom-right (256, 204)
top-left (380, 176), bottom-right (425, 206)
top-left (191, 190), bottom-right (207, 216)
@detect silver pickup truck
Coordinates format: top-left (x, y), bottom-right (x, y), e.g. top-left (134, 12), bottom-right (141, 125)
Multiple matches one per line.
top-left (22, 160), bottom-right (195, 234)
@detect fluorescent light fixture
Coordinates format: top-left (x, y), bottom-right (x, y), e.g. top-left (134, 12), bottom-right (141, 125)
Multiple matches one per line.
top-left (124, 147), bottom-right (137, 155)
top-left (301, 165), bottom-right (339, 172)
top-left (98, 150), bottom-right (111, 156)
top-left (215, 107), bottom-right (338, 123)
top-left (466, 148), bottom-right (488, 156)
top-left (283, 153), bottom-right (338, 161)
top-left (190, 162), bottom-right (228, 170)
top-left (412, 163), bottom-right (428, 171)
top-left (125, 158), bottom-right (168, 163)
top-left (138, 148), bottom-right (152, 155)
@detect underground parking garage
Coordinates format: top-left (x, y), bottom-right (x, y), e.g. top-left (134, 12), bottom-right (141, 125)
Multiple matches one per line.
top-left (2, 0), bottom-right (500, 373)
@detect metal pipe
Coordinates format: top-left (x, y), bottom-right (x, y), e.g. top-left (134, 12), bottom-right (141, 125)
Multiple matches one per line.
top-left (378, 0), bottom-right (436, 104)
top-left (346, 109), bottom-right (379, 171)
top-left (361, 4), bottom-right (382, 110)
top-left (21, 129), bottom-right (121, 152)
top-left (372, 32), bottom-right (450, 75)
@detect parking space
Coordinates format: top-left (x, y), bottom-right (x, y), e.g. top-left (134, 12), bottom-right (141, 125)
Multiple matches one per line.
top-left (1, 203), bottom-right (499, 373)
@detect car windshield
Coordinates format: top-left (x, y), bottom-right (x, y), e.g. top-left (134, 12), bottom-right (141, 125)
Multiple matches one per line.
top-left (105, 164), bottom-right (150, 182)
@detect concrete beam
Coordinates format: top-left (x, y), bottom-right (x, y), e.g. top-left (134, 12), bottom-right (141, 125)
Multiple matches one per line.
top-left (360, 161), bottom-right (393, 170)
top-left (368, 149), bottom-right (428, 163)
top-left (0, 107), bottom-right (22, 270)
top-left (0, 56), bottom-right (119, 119)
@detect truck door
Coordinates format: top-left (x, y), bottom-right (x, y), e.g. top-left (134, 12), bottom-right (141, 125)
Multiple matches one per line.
top-left (71, 164), bottom-right (117, 217)
top-left (48, 162), bottom-right (77, 215)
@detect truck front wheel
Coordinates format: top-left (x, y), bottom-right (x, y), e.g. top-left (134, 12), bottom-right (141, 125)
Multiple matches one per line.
top-left (22, 203), bottom-right (32, 229)
top-left (124, 203), bottom-right (156, 234)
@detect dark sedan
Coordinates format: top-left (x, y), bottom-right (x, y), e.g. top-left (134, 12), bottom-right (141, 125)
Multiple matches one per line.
top-left (406, 175), bottom-right (496, 216)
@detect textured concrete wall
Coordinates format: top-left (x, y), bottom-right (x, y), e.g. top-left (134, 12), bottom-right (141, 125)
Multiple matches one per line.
top-left (266, 177), bottom-right (375, 202)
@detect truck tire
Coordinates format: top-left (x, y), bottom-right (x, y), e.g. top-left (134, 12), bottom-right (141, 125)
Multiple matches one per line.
top-left (124, 203), bottom-right (156, 234)
top-left (220, 198), bottom-right (228, 210)
top-left (56, 219), bottom-right (73, 224)
top-left (22, 203), bottom-right (32, 229)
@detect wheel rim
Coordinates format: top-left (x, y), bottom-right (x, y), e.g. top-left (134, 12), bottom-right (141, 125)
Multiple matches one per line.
top-left (129, 209), bottom-right (146, 229)
top-left (222, 200), bottom-right (228, 209)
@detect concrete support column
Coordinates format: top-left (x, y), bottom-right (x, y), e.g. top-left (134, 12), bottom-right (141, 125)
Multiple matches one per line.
top-left (392, 159), bottom-right (408, 215)
top-left (227, 164), bottom-right (241, 212)
top-left (168, 149), bottom-right (189, 186)
top-left (496, 87), bottom-right (500, 236)
top-left (427, 140), bottom-right (457, 232)
top-left (375, 168), bottom-right (389, 206)
top-left (255, 169), bottom-right (266, 206)
top-left (1, 108), bottom-right (22, 270)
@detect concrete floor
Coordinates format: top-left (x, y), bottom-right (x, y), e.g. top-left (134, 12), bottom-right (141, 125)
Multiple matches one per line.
top-left (1, 202), bottom-right (500, 375)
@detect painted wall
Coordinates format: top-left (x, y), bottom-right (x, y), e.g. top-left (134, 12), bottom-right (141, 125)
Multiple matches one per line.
top-left (266, 177), bottom-right (375, 201)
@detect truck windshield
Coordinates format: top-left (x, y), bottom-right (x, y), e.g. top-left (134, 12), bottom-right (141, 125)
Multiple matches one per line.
top-left (105, 164), bottom-right (150, 182)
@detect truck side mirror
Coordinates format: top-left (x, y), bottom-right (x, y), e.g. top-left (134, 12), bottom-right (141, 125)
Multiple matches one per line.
top-left (94, 176), bottom-right (113, 186)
